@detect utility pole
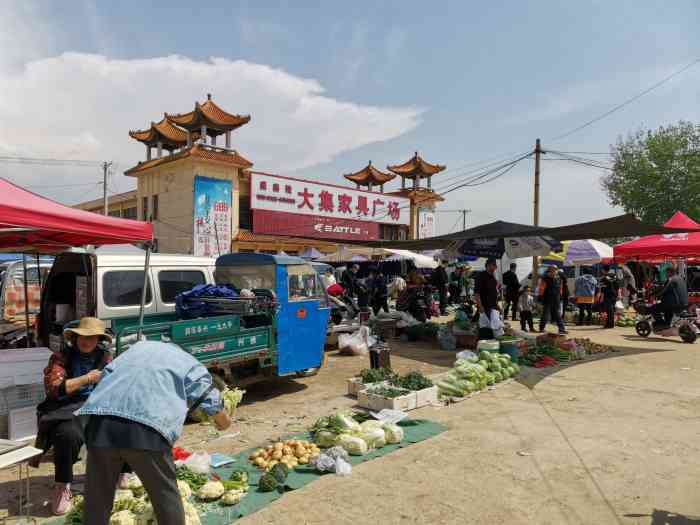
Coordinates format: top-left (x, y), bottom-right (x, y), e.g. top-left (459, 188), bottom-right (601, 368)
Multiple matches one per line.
top-left (532, 139), bottom-right (542, 288)
top-left (102, 161), bottom-right (113, 216)
top-left (461, 209), bottom-right (471, 231)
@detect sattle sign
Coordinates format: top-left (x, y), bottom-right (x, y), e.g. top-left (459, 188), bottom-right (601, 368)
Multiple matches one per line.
top-left (250, 172), bottom-right (410, 226)
top-left (253, 210), bottom-right (379, 240)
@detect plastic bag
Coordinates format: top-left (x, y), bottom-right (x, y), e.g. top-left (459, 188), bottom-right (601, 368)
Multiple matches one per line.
top-left (615, 300), bottom-right (625, 313)
top-left (182, 452), bottom-right (211, 475)
top-left (478, 310), bottom-right (504, 336)
top-left (334, 457), bottom-right (352, 476)
top-left (455, 350), bottom-right (478, 363)
top-left (338, 326), bottom-right (375, 355)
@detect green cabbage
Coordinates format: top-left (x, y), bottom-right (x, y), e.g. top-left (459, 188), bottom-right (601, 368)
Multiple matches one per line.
top-left (382, 423), bottom-right (404, 444)
top-left (315, 430), bottom-right (339, 448)
top-left (493, 371), bottom-right (503, 382)
top-left (359, 427), bottom-right (387, 449)
top-left (337, 434), bottom-right (369, 455)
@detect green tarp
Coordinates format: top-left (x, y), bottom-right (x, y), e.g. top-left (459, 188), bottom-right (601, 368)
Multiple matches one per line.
top-left (47, 419), bottom-right (447, 525)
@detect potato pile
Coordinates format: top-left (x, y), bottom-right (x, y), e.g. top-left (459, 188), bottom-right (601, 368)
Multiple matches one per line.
top-left (249, 440), bottom-right (320, 470)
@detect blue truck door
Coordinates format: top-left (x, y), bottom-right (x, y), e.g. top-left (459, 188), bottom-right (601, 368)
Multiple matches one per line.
top-left (276, 265), bottom-right (329, 375)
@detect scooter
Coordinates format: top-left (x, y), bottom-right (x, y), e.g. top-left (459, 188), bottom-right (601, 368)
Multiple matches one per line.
top-left (632, 294), bottom-right (699, 343)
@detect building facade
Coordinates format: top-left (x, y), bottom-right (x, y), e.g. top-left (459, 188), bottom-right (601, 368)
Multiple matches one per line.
top-left (74, 97), bottom-right (446, 255)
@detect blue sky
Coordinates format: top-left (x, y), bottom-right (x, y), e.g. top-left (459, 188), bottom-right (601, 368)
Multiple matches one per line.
top-left (1, 1), bottom-right (699, 233)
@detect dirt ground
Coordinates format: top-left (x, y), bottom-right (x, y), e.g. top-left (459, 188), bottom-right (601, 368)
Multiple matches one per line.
top-left (2, 322), bottom-right (700, 524)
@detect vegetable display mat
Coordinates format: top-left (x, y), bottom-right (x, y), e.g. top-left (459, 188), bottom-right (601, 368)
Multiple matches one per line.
top-left (48, 419), bottom-right (446, 525)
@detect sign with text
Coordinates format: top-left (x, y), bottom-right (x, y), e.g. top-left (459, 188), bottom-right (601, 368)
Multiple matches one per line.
top-left (418, 209), bottom-right (435, 239)
top-left (250, 172), bottom-right (410, 226)
top-left (253, 209), bottom-right (380, 240)
top-left (193, 176), bottom-right (232, 257)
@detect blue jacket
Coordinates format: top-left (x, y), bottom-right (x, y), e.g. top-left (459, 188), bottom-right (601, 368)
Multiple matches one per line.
top-left (76, 341), bottom-right (222, 445)
top-left (574, 274), bottom-right (597, 298)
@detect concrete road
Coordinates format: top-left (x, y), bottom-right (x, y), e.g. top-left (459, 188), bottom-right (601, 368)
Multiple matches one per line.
top-left (3, 325), bottom-right (699, 524)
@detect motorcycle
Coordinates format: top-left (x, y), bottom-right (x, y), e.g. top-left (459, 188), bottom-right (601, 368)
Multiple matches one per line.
top-left (397, 285), bottom-right (432, 323)
top-left (632, 291), bottom-right (699, 343)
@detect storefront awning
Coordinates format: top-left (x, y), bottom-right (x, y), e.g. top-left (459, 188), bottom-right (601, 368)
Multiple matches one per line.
top-left (0, 178), bottom-right (153, 252)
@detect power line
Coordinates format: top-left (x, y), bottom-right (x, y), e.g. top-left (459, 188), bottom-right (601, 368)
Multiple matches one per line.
top-left (0, 155), bottom-right (104, 167)
top-left (550, 57), bottom-right (700, 141)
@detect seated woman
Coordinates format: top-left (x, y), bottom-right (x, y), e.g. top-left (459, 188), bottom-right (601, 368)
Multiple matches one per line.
top-left (33, 317), bottom-right (115, 515)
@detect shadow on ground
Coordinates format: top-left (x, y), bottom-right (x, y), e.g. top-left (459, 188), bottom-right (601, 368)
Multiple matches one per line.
top-left (625, 510), bottom-right (700, 524)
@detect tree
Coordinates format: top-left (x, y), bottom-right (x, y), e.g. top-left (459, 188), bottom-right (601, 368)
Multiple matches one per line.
top-left (602, 121), bottom-right (700, 225)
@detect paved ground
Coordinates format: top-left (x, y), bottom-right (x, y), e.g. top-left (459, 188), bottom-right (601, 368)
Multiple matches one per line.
top-left (3, 323), bottom-right (700, 524)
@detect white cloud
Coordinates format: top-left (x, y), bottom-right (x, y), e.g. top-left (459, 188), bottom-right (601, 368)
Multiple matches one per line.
top-left (0, 52), bottom-right (421, 203)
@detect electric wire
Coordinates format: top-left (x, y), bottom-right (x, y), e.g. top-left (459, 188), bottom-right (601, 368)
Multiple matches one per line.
top-left (550, 57), bottom-right (700, 141)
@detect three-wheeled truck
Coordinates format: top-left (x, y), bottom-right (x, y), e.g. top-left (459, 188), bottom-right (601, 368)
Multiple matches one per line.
top-left (112, 253), bottom-right (330, 386)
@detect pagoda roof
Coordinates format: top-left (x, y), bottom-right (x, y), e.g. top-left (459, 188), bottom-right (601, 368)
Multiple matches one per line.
top-left (125, 144), bottom-right (252, 176)
top-left (343, 161), bottom-right (396, 186)
top-left (166, 94), bottom-right (251, 135)
top-left (387, 152), bottom-right (446, 178)
top-left (128, 117), bottom-right (198, 150)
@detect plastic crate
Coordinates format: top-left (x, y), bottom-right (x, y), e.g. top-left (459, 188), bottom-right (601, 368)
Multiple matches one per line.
top-left (0, 383), bottom-right (44, 439)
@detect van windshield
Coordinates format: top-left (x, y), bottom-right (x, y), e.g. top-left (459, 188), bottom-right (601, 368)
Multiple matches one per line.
top-left (215, 265), bottom-right (276, 291)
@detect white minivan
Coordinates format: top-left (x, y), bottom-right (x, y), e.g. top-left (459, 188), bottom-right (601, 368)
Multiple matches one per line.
top-left (37, 246), bottom-right (215, 350)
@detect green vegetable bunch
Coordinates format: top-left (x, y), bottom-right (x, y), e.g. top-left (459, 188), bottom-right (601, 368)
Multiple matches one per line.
top-left (389, 371), bottom-right (433, 391)
top-left (359, 367), bottom-right (395, 384)
top-left (176, 466), bottom-right (209, 492)
top-left (367, 385), bottom-right (407, 399)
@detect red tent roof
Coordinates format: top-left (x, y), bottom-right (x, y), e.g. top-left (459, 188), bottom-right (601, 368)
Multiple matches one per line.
top-left (614, 212), bottom-right (700, 261)
top-left (0, 178), bottom-right (153, 252)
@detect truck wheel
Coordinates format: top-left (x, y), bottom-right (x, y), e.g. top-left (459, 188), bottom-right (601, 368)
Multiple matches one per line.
top-left (679, 324), bottom-right (697, 344)
top-left (635, 320), bottom-right (651, 337)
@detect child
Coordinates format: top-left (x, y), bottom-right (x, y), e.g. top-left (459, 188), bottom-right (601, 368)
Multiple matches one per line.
top-left (518, 286), bottom-right (535, 332)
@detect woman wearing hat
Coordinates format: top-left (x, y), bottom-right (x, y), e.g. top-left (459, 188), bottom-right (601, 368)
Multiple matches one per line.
top-left (34, 317), bottom-right (116, 515)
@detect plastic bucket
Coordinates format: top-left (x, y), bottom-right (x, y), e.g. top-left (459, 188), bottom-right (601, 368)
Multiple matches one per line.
top-left (499, 338), bottom-right (521, 362)
top-left (477, 339), bottom-right (500, 354)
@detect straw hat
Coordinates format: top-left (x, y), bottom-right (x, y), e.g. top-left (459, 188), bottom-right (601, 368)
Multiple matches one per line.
top-left (63, 317), bottom-right (112, 343)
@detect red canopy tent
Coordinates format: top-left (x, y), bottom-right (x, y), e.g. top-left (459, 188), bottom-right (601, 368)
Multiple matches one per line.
top-left (614, 212), bottom-right (700, 262)
top-left (0, 178), bottom-right (152, 251)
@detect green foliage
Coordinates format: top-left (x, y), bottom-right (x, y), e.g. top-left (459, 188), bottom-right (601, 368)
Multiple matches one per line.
top-left (389, 371), bottom-right (433, 390)
top-left (602, 121), bottom-right (700, 224)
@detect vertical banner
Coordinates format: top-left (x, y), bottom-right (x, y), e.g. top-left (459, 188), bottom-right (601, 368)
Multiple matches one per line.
top-left (193, 176), bottom-right (232, 257)
top-left (418, 209), bottom-right (435, 239)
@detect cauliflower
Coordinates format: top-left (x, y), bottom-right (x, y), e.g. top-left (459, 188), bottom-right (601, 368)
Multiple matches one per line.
top-left (182, 499), bottom-right (202, 525)
top-left (382, 423), bottom-right (404, 444)
top-left (113, 491), bottom-right (137, 513)
top-left (133, 502), bottom-right (155, 525)
top-left (220, 489), bottom-right (246, 506)
top-left (177, 480), bottom-right (192, 499)
top-left (196, 480), bottom-right (225, 501)
top-left (109, 510), bottom-right (137, 525)
top-left (124, 475), bottom-right (145, 498)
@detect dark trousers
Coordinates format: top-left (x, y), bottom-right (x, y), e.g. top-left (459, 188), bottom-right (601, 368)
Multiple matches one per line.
top-left (520, 311), bottom-right (534, 331)
top-left (438, 287), bottom-right (447, 313)
top-left (84, 448), bottom-right (185, 525)
top-left (503, 296), bottom-right (518, 321)
top-left (372, 297), bottom-right (389, 316)
top-left (52, 420), bottom-right (83, 483)
top-left (539, 302), bottom-right (565, 333)
top-left (603, 299), bottom-right (615, 328)
top-left (577, 304), bottom-right (593, 325)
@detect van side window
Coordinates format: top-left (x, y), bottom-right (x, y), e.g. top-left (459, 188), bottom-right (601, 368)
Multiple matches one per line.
top-left (158, 270), bottom-right (206, 303)
top-left (103, 271), bottom-right (152, 307)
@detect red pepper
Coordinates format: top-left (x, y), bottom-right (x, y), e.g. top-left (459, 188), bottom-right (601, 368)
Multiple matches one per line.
top-left (172, 447), bottom-right (192, 461)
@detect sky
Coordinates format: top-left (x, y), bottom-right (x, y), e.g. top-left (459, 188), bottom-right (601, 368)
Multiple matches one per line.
top-left (1, 0), bottom-right (699, 234)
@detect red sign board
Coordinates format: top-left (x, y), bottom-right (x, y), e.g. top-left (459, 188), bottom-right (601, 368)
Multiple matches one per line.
top-left (253, 209), bottom-right (380, 240)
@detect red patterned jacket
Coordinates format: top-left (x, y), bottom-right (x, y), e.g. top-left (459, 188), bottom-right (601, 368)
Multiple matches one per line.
top-left (43, 347), bottom-right (112, 400)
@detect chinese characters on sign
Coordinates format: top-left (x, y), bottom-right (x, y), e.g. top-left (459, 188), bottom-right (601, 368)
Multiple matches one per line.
top-left (418, 209), bottom-right (435, 239)
top-left (193, 176), bottom-right (232, 257)
top-left (250, 173), bottom-right (410, 226)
